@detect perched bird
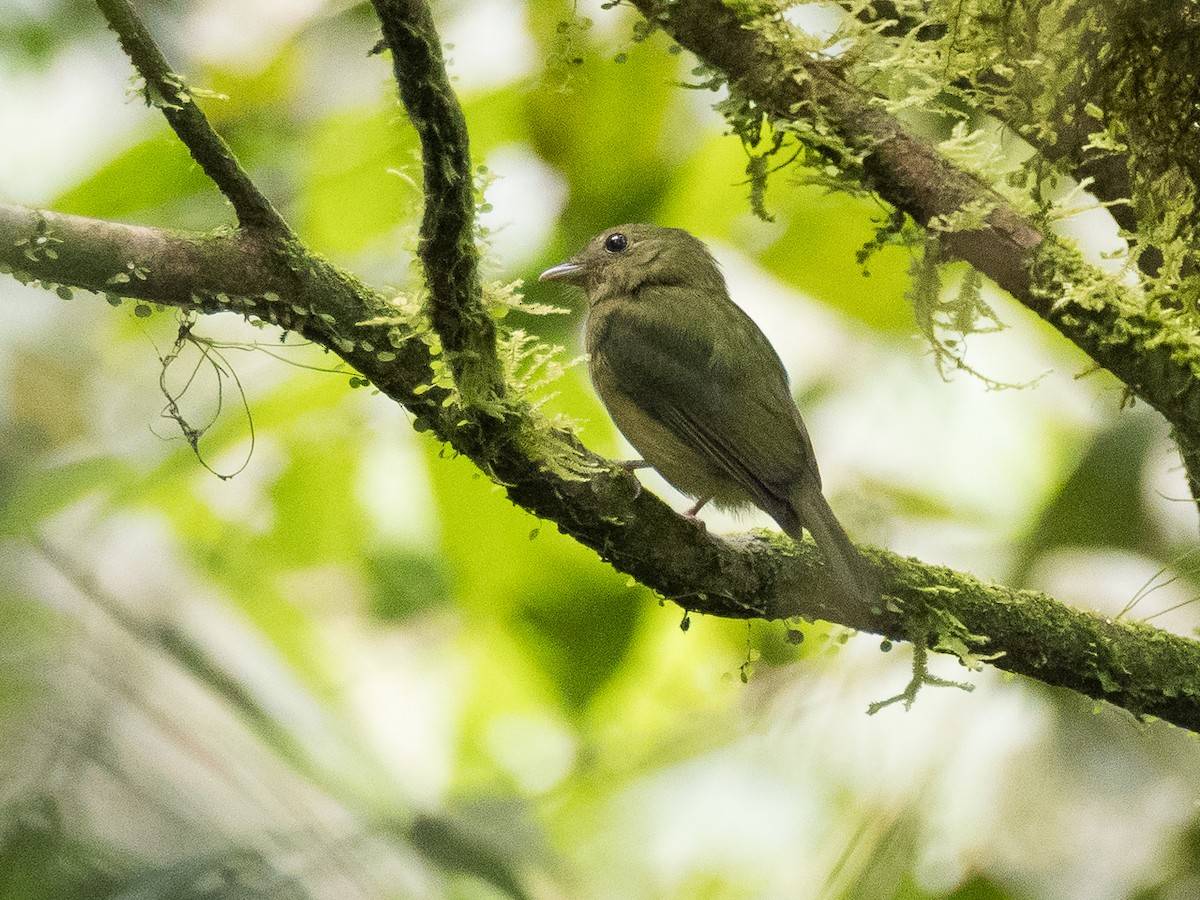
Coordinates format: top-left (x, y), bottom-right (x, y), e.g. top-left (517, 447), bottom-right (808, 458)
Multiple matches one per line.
top-left (540, 224), bottom-right (876, 611)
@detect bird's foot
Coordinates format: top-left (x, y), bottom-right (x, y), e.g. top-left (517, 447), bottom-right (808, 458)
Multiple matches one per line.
top-left (617, 459), bottom-right (650, 471)
top-left (613, 459), bottom-right (648, 500)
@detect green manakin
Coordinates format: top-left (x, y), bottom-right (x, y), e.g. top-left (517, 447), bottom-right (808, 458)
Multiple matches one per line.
top-left (541, 224), bottom-right (876, 613)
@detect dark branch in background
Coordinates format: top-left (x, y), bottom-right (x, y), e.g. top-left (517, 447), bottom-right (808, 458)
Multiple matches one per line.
top-left (5, 200), bottom-right (1200, 732)
top-left (628, 0), bottom-right (1200, 502)
top-left (368, 0), bottom-right (505, 405)
top-left (95, 0), bottom-right (290, 233)
top-left (31, 531), bottom-right (535, 900)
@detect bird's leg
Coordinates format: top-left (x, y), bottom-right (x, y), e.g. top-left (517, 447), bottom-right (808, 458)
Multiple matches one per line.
top-left (684, 496), bottom-right (712, 533)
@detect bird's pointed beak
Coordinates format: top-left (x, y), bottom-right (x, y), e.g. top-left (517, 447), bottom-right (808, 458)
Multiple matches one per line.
top-left (538, 260), bottom-right (586, 285)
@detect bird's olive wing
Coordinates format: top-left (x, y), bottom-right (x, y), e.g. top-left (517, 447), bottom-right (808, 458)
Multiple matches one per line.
top-left (593, 294), bottom-right (821, 507)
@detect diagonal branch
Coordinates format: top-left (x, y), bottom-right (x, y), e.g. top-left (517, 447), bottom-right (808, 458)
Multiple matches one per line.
top-left (95, 0), bottom-right (289, 233)
top-left (851, 0), bottom-right (1155, 274)
top-left (4, 201), bottom-right (1200, 732)
top-left (368, 0), bottom-right (505, 406)
top-left (628, 0), bottom-right (1200, 504)
top-left (848, 0), bottom-right (1200, 513)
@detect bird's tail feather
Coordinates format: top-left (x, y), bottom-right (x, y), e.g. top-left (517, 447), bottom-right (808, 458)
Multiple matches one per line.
top-left (789, 486), bottom-right (878, 616)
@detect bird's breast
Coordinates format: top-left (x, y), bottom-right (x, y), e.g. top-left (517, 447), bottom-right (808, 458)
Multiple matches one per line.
top-left (587, 348), bottom-right (751, 508)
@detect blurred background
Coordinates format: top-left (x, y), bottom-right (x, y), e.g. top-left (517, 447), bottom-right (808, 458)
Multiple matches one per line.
top-left (2, 0), bottom-right (1200, 897)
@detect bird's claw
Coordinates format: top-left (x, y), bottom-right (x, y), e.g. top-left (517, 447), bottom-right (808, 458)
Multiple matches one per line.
top-left (615, 459), bottom-right (647, 499)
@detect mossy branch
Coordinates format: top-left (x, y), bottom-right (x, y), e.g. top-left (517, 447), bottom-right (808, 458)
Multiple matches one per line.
top-left (5, 202), bottom-right (1200, 731)
top-left (94, 0), bottom-right (289, 234)
top-left (8, 2), bottom-right (1200, 734)
top-left (849, 0), bottom-right (1154, 275)
top-left (845, 0), bottom-right (1200, 511)
top-left (627, 0), bottom-right (1200, 506)
top-left (368, 0), bottom-right (505, 407)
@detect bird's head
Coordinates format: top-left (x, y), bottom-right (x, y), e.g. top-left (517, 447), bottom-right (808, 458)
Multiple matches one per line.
top-left (539, 224), bottom-right (725, 300)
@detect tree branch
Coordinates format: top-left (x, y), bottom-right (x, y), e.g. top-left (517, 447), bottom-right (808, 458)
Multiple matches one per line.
top-left (4, 201), bottom-right (1200, 731)
top-left (94, 0), bottom-right (289, 233)
top-left (851, 0), bottom-right (1156, 274)
top-left (628, 0), bottom-right (1200, 506)
top-left (368, 0), bottom-right (505, 406)
top-left (8, 0), bottom-right (1200, 736)
top-left (847, 0), bottom-right (1200, 513)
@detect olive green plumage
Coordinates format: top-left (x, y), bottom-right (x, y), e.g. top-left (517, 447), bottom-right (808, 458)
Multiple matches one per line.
top-left (541, 224), bottom-right (875, 610)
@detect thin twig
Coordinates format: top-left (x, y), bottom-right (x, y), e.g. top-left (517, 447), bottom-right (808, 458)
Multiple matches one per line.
top-left (94, 0), bottom-right (290, 233)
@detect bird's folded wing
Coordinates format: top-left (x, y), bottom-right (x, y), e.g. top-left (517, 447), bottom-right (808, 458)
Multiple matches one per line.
top-left (596, 296), bottom-right (820, 510)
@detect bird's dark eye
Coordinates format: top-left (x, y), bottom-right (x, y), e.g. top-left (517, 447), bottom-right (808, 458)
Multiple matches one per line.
top-left (604, 233), bottom-right (629, 253)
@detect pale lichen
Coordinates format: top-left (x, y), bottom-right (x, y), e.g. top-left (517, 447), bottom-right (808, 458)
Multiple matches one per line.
top-left (668, 0), bottom-right (1200, 403)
